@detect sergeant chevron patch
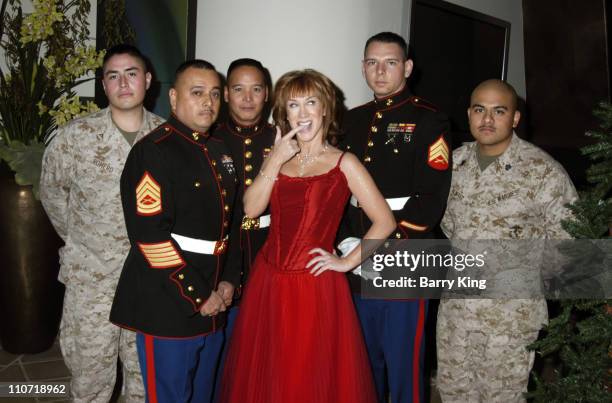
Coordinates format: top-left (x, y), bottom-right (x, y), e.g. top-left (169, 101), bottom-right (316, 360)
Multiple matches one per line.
top-left (428, 136), bottom-right (449, 170)
top-left (136, 171), bottom-right (162, 216)
top-left (138, 241), bottom-right (184, 269)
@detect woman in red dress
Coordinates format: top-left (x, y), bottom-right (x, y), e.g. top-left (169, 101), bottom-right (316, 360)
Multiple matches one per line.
top-left (220, 69), bottom-right (395, 403)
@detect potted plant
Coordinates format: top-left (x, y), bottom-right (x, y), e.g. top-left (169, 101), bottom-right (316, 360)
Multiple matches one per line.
top-left (0, 0), bottom-right (103, 353)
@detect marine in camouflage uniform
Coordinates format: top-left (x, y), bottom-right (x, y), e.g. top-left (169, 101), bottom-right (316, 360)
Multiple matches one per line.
top-left (40, 107), bottom-right (162, 402)
top-left (40, 45), bottom-right (162, 403)
top-left (436, 80), bottom-right (577, 403)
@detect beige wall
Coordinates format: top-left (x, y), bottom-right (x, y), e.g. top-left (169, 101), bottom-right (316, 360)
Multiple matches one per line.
top-left (196, 0), bottom-right (525, 107)
top-left (196, 0), bottom-right (406, 108)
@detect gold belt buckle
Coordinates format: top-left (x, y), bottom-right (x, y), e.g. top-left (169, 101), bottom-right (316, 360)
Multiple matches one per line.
top-left (241, 216), bottom-right (260, 230)
top-left (213, 236), bottom-right (228, 255)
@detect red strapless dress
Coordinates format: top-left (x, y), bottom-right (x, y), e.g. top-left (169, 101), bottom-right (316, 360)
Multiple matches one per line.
top-left (220, 158), bottom-right (376, 403)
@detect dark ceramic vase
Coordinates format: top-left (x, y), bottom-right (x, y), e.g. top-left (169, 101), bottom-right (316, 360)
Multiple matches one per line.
top-left (0, 162), bottom-right (64, 353)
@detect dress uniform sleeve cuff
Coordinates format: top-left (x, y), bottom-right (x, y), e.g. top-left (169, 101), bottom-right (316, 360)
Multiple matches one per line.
top-left (170, 266), bottom-right (213, 314)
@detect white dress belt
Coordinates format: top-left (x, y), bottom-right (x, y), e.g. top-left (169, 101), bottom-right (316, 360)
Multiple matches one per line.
top-left (170, 233), bottom-right (228, 255)
top-left (337, 237), bottom-right (380, 280)
top-left (258, 214), bottom-right (271, 228)
top-left (349, 195), bottom-right (411, 211)
top-left (241, 214), bottom-right (271, 230)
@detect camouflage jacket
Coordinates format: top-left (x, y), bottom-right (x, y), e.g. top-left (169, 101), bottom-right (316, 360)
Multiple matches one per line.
top-left (440, 133), bottom-right (578, 331)
top-left (40, 107), bottom-right (163, 284)
top-left (442, 133), bottom-right (577, 240)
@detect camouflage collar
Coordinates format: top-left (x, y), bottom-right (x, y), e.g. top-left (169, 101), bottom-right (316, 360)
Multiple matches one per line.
top-left (494, 133), bottom-right (522, 171)
top-left (135, 110), bottom-right (161, 143)
top-left (101, 107), bottom-right (158, 143)
top-left (467, 132), bottom-right (521, 172)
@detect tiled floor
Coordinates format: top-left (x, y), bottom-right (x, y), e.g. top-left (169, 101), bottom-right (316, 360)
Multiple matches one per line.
top-left (0, 341), bottom-right (124, 403)
top-left (0, 340), bottom-right (442, 403)
top-left (0, 340), bottom-right (70, 402)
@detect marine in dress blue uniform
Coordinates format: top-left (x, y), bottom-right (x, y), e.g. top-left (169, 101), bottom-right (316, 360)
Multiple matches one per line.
top-left (339, 32), bottom-right (451, 403)
top-left (213, 121), bottom-right (275, 300)
top-left (214, 59), bottom-right (275, 304)
top-left (111, 60), bottom-right (239, 403)
top-left (211, 58), bottom-right (275, 402)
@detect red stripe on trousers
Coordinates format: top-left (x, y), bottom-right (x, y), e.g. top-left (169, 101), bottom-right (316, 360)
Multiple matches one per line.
top-left (145, 335), bottom-right (158, 403)
top-left (412, 299), bottom-right (426, 403)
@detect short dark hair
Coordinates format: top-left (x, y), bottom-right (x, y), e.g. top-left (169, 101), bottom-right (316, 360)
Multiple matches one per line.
top-left (173, 59), bottom-right (218, 87)
top-left (364, 32), bottom-right (409, 60)
top-left (103, 44), bottom-right (149, 72)
top-left (227, 58), bottom-right (266, 82)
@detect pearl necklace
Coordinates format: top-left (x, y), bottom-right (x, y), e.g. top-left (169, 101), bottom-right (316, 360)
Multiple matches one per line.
top-left (297, 142), bottom-right (329, 177)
